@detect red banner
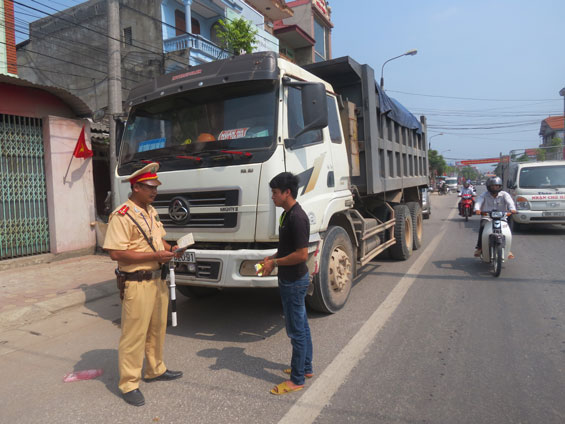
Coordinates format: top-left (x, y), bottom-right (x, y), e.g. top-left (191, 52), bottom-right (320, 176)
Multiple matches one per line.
top-left (457, 157), bottom-right (501, 166)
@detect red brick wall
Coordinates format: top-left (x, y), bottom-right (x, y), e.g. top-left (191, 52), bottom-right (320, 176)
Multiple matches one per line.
top-left (4, 0), bottom-right (17, 75)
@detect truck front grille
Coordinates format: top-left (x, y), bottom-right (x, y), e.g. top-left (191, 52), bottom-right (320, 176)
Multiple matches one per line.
top-left (154, 190), bottom-right (239, 228)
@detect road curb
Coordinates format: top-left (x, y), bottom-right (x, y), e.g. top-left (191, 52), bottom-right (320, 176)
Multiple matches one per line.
top-left (0, 280), bottom-right (118, 331)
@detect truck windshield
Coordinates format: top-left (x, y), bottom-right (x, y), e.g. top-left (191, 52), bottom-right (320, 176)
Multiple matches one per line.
top-left (519, 166), bottom-right (565, 188)
top-left (118, 80), bottom-right (278, 174)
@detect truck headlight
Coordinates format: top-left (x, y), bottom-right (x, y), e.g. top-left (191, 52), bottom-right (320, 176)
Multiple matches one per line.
top-left (240, 260), bottom-right (277, 277)
top-left (516, 196), bottom-right (530, 210)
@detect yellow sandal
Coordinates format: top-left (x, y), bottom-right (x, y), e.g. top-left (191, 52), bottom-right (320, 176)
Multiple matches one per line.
top-left (270, 380), bottom-right (304, 395)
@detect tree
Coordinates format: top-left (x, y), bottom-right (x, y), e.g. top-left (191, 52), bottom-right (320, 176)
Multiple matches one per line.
top-left (428, 149), bottom-right (447, 176)
top-left (460, 166), bottom-right (480, 181)
top-left (215, 18), bottom-right (258, 56)
top-left (536, 148), bottom-right (546, 161)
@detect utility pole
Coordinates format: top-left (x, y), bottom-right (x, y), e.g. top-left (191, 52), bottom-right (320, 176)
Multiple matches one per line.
top-left (107, 0), bottom-right (122, 209)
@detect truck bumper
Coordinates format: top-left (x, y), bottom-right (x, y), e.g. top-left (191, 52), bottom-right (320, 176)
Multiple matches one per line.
top-left (513, 210), bottom-right (565, 225)
top-left (173, 248), bottom-right (279, 288)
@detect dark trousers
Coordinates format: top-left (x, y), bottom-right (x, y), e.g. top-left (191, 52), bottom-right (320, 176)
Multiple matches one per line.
top-left (278, 272), bottom-right (313, 386)
top-left (476, 219), bottom-right (487, 249)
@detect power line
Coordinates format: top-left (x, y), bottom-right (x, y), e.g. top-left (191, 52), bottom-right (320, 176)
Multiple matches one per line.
top-left (8, 18), bottom-right (151, 81)
top-left (12, 0), bottom-right (188, 67)
top-left (386, 89), bottom-right (561, 102)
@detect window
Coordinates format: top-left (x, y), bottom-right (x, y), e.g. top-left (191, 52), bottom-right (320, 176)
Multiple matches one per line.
top-left (327, 95), bottom-right (342, 143)
top-left (287, 86), bottom-right (323, 148)
top-left (191, 18), bottom-right (200, 35)
top-left (314, 18), bottom-right (327, 62)
top-left (123, 27), bottom-right (132, 46)
top-left (175, 10), bottom-right (186, 36)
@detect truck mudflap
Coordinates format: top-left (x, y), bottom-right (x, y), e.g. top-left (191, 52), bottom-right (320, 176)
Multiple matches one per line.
top-left (306, 234), bottom-right (323, 296)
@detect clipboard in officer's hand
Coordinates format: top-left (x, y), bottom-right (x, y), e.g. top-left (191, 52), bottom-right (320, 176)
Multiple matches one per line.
top-left (174, 233), bottom-right (194, 253)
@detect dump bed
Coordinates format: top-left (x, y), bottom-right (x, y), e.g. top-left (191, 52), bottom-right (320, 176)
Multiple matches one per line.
top-left (304, 56), bottom-right (428, 196)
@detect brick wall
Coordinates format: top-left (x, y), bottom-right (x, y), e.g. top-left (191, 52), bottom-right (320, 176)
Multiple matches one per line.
top-left (4, 0), bottom-right (17, 75)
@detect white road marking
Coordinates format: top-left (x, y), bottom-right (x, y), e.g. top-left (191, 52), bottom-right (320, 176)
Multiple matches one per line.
top-left (278, 206), bottom-right (458, 424)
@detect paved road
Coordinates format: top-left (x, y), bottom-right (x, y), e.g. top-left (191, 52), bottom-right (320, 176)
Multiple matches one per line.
top-left (1, 191), bottom-right (564, 424)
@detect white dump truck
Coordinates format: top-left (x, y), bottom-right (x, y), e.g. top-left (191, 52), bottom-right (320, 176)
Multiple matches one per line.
top-left (114, 52), bottom-right (429, 313)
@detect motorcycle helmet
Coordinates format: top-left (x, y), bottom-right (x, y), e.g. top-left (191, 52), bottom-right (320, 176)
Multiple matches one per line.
top-left (486, 176), bottom-right (503, 194)
top-left (463, 181), bottom-right (470, 188)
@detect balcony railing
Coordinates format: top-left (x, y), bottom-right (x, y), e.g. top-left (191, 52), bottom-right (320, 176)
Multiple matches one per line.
top-left (164, 33), bottom-right (230, 61)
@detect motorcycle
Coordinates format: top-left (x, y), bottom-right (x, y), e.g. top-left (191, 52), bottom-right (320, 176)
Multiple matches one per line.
top-left (479, 210), bottom-right (512, 277)
top-left (438, 184), bottom-right (448, 195)
top-left (459, 193), bottom-right (474, 221)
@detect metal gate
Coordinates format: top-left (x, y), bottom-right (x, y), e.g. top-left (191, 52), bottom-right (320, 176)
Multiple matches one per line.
top-left (0, 114), bottom-right (50, 259)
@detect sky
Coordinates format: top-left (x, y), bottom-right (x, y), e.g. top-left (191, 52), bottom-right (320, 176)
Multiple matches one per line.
top-left (11, 0), bottom-right (565, 170)
top-left (330, 0), bottom-right (565, 170)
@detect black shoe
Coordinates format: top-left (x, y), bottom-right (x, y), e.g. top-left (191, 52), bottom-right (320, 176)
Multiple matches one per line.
top-left (144, 369), bottom-right (183, 382)
top-left (122, 389), bottom-right (145, 406)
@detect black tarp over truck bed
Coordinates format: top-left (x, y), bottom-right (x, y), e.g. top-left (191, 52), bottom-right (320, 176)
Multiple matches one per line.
top-left (304, 56), bottom-right (428, 196)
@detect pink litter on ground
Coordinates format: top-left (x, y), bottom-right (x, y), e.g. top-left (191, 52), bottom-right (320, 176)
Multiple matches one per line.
top-left (63, 369), bottom-right (103, 382)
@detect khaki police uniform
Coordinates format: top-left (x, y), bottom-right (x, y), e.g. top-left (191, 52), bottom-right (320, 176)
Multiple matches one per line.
top-left (103, 198), bottom-right (169, 394)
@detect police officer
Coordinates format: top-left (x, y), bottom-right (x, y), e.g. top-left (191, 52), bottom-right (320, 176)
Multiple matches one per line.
top-left (103, 162), bottom-right (182, 406)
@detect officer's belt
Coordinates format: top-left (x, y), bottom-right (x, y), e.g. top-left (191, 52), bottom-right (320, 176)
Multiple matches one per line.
top-left (123, 269), bottom-right (161, 281)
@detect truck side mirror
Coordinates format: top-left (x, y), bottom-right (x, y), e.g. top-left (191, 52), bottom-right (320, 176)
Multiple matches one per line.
top-left (296, 83), bottom-right (328, 138)
top-left (282, 78), bottom-right (328, 140)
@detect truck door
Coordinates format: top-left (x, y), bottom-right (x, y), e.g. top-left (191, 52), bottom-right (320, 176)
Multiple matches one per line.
top-left (283, 83), bottom-right (334, 233)
top-left (326, 94), bottom-right (350, 194)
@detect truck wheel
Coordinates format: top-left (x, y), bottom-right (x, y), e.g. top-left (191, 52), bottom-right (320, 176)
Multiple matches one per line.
top-left (306, 226), bottom-right (355, 314)
top-left (390, 204), bottom-right (413, 260)
top-left (407, 202), bottom-right (423, 250)
top-left (177, 286), bottom-right (220, 298)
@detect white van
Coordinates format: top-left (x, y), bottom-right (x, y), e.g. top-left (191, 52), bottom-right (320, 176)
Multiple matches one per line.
top-left (445, 177), bottom-right (458, 193)
top-left (504, 160), bottom-right (565, 230)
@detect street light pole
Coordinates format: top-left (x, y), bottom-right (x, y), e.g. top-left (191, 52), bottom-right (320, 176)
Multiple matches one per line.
top-left (428, 132), bottom-right (444, 150)
top-left (380, 49), bottom-right (418, 89)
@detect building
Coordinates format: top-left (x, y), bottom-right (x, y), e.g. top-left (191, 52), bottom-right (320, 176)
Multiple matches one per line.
top-left (1, 2), bottom-right (97, 261)
top-left (539, 116), bottom-right (564, 146)
top-left (273, 0), bottom-right (333, 65)
top-left (17, 0), bottom-right (281, 113)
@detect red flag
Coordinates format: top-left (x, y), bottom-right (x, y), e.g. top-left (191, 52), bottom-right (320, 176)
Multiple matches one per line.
top-left (72, 125), bottom-right (93, 159)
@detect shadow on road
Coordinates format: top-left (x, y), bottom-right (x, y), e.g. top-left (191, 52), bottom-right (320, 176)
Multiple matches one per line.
top-left (166, 288), bottom-right (288, 342)
top-left (197, 346), bottom-right (285, 384)
top-left (73, 348), bottom-right (120, 399)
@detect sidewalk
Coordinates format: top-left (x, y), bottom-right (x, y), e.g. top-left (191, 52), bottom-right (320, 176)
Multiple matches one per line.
top-left (0, 254), bottom-right (117, 331)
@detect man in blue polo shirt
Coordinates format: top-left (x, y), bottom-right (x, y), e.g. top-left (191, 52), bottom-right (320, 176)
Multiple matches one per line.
top-left (260, 172), bottom-right (313, 395)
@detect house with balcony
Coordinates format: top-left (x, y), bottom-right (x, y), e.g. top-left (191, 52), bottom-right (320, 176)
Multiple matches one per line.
top-left (273, 0), bottom-right (333, 65)
top-left (161, 0), bottom-right (282, 70)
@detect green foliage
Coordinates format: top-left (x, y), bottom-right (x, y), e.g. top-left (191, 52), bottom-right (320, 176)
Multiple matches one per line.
top-left (460, 166), bottom-right (480, 181)
top-left (536, 148), bottom-right (546, 161)
top-left (215, 18), bottom-right (258, 55)
top-left (517, 154), bottom-right (529, 162)
top-left (428, 149), bottom-right (447, 176)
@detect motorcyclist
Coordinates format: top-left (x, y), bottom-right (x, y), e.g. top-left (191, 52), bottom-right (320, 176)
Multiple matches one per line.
top-left (458, 181), bottom-right (475, 215)
top-left (473, 176), bottom-right (517, 258)
top-left (437, 180), bottom-right (447, 195)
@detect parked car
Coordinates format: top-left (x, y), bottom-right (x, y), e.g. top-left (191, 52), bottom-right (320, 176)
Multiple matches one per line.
top-left (421, 187), bottom-right (431, 219)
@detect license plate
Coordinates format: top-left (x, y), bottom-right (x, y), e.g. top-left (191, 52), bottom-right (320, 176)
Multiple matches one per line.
top-left (176, 251), bottom-right (196, 263)
top-left (542, 211), bottom-right (565, 217)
